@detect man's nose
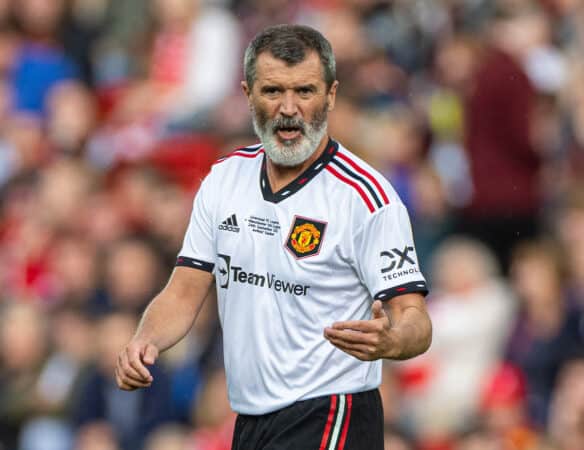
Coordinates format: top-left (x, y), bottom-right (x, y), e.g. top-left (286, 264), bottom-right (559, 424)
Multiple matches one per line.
top-left (279, 91), bottom-right (299, 116)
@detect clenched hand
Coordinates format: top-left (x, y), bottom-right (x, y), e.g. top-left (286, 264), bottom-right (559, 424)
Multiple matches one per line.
top-left (115, 340), bottom-right (159, 390)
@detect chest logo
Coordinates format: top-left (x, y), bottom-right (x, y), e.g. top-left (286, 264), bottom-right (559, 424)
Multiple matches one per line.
top-left (219, 214), bottom-right (240, 233)
top-left (285, 216), bottom-right (327, 259)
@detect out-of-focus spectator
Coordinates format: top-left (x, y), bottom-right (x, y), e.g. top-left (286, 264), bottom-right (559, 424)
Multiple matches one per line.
top-left (0, 178), bottom-right (55, 303)
top-left (555, 185), bottom-right (584, 310)
top-left (36, 159), bottom-right (97, 232)
top-left (79, 190), bottom-right (129, 246)
top-left (187, 368), bottom-right (234, 450)
top-left (559, 61), bottom-right (584, 179)
top-left (46, 81), bottom-right (98, 157)
top-left (18, 417), bottom-right (74, 450)
top-left (60, 0), bottom-right (110, 86)
top-left (457, 7), bottom-right (543, 271)
top-left (165, 291), bottom-right (222, 424)
top-left (378, 363), bottom-right (405, 432)
top-left (75, 421), bottom-right (120, 450)
top-left (2, 113), bottom-right (48, 180)
top-left (429, 34), bottom-right (475, 210)
top-left (72, 312), bottom-right (173, 450)
top-left (505, 240), bottom-right (581, 427)
top-left (48, 235), bottom-right (102, 311)
top-left (103, 237), bottom-right (165, 313)
top-left (147, 0), bottom-right (242, 126)
top-left (10, 0), bottom-right (80, 116)
top-left (383, 424), bottom-right (415, 450)
top-left (144, 424), bottom-right (188, 450)
top-left (236, 0), bottom-right (306, 47)
top-left (453, 426), bottom-right (502, 450)
top-left (398, 237), bottom-right (516, 439)
top-left (0, 303), bottom-right (49, 449)
top-left (479, 362), bottom-right (542, 450)
top-left (409, 164), bottom-right (455, 269)
top-left (548, 356), bottom-right (584, 450)
top-left (367, 108), bottom-right (429, 211)
top-left (109, 165), bottom-right (168, 232)
top-left (86, 0), bottom-right (241, 167)
top-left (33, 307), bottom-right (95, 418)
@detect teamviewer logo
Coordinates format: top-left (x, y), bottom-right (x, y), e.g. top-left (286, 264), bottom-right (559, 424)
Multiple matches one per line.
top-left (218, 214), bottom-right (240, 233)
top-left (217, 254), bottom-right (231, 288)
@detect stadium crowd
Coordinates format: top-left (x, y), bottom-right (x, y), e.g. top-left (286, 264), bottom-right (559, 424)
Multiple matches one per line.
top-left (0, 0), bottom-right (583, 449)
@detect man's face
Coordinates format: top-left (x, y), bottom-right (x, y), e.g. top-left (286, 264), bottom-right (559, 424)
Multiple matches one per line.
top-left (243, 51), bottom-right (338, 167)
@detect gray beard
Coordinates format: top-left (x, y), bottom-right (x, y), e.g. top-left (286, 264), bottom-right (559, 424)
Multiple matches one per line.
top-left (252, 113), bottom-right (328, 167)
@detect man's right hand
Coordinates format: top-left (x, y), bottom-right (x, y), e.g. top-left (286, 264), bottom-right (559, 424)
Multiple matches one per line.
top-left (115, 339), bottom-right (159, 391)
top-left (113, 266), bottom-right (215, 391)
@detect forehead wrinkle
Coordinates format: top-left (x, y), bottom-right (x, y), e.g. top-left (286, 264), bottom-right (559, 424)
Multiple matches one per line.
top-left (254, 52), bottom-right (325, 89)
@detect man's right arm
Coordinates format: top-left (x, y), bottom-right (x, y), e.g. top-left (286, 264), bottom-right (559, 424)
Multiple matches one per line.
top-left (115, 266), bottom-right (214, 391)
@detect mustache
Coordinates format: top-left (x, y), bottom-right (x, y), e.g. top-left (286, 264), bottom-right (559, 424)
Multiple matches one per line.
top-left (271, 116), bottom-right (306, 134)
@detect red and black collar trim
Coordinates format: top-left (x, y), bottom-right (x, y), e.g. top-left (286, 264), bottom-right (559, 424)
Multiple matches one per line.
top-left (260, 138), bottom-right (338, 203)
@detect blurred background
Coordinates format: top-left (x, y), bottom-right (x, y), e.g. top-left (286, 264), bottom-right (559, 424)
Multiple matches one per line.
top-left (0, 0), bottom-right (583, 449)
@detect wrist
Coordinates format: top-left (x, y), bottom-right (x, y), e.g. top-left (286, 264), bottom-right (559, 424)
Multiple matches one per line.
top-left (383, 329), bottom-right (402, 360)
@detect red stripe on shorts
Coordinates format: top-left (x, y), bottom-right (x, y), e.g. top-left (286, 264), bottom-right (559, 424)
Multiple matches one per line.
top-left (319, 394), bottom-right (338, 450)
top-left (337, 394), bottom-right (353, 450)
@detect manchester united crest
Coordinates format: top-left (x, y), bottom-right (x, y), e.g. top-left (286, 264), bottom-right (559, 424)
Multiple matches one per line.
top-left (285, 216), bottom-right (327, 259)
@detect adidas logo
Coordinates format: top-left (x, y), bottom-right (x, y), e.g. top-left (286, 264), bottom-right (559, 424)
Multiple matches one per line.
top-left (218, 214), bottom-right (240, 233)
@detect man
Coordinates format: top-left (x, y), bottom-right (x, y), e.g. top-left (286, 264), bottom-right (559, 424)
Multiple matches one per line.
top-left (116, 25), bottom-right (432, 450)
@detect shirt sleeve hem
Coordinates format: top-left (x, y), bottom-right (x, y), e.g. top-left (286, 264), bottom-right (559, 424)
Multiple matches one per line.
top-left (374, 281), bottom-right (428, 301)
top-left (175, 256), bottom-right (214, 273)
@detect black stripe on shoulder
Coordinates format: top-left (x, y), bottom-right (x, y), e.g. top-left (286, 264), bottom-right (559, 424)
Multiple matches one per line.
top-left (331, 158), bottom-right (383, 209)
top-left (374, 281), bottom-right (428, 301)
top-left (176, 256), bottom-right (214, 272)
top-left (235, 144), bottom-right (263, 153)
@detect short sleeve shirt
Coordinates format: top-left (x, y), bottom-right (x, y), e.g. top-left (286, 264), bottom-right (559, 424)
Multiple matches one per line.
top-left (177, 138), bottom-right (428, 414)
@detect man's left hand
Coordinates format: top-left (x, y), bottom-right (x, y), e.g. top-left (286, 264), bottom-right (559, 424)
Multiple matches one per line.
top-left (324, 300), bottom-right (396, 361)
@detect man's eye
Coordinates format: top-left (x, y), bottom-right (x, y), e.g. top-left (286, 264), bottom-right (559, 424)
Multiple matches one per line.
top-left (263, 87), bottom-right (280, 95)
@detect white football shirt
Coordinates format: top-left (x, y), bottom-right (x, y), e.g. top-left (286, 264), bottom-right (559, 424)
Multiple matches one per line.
top-left (177, 138), bottom-right (427, 414)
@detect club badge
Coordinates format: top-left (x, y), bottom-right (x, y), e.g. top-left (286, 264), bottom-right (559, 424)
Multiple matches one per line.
top-left (285, 216), bottom-right (327, 259)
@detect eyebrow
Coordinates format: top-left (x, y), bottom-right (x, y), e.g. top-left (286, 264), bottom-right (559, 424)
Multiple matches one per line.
top-left (260, 85), bottom-right (283, 93)
top-left (295, 84), bottom-right (317, 92)
top-left (259, 83), bottom-right (319, 93)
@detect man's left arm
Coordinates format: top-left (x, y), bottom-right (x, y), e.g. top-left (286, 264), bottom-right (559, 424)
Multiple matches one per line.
top-left (324, 293), bottom-right (432, 361)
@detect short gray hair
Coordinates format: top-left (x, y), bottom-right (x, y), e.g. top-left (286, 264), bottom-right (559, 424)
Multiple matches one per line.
top-left (244, 24), bottom-right (336, 89)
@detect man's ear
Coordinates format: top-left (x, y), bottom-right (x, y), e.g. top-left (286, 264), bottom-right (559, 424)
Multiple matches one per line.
top-left (241, 81), bottom-right (252, 109)
top-left (327, 80), bottom-right (339, 111)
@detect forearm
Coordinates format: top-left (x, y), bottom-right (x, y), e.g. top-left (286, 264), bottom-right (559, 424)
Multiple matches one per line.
top-left (324, 294), bottom-right (431, 363)
top-left (384, 301), bottom-right (432, 360)
top-left (134, 267), bottom-right (214, 352)
top-left (136, 293), bottom-right (197, 352)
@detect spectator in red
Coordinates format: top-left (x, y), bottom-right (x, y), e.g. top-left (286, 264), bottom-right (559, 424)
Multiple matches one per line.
top-left (458, 7), bottom-right (542, 271)
top-left (479, 363), bottom-right (542, 450)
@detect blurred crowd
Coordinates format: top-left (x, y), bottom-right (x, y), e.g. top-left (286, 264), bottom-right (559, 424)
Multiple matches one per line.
top-left (0, 0), bottom-right (583, 449)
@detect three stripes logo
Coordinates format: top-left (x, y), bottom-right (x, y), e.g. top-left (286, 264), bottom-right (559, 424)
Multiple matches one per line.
top-left (319, 394), bottom-right (353, 450)
top-left (218, 214), bottom-right (240, 233)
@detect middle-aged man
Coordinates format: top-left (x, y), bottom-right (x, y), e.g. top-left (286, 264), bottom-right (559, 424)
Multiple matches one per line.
top-left (116, 24), bottom-right (432, 450)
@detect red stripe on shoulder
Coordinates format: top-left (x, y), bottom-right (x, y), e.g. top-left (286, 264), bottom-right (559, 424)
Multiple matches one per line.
top-left (214, 149), bottom-right (264, 164)
top-left (336, 151), bottom-right (390, 204)
top-left (326, 165), bottom-right (375, 213)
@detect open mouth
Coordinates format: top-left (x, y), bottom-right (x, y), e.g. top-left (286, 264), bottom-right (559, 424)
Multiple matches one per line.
top-left (275, 126), bottom-right (303, 141)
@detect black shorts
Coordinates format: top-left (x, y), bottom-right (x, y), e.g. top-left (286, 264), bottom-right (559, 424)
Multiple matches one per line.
top-left (231, 389), bottom-right (383, 450)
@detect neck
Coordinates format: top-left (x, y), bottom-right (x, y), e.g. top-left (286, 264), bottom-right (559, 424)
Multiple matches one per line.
top-left (265, 135), bottom-right (329, 192)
